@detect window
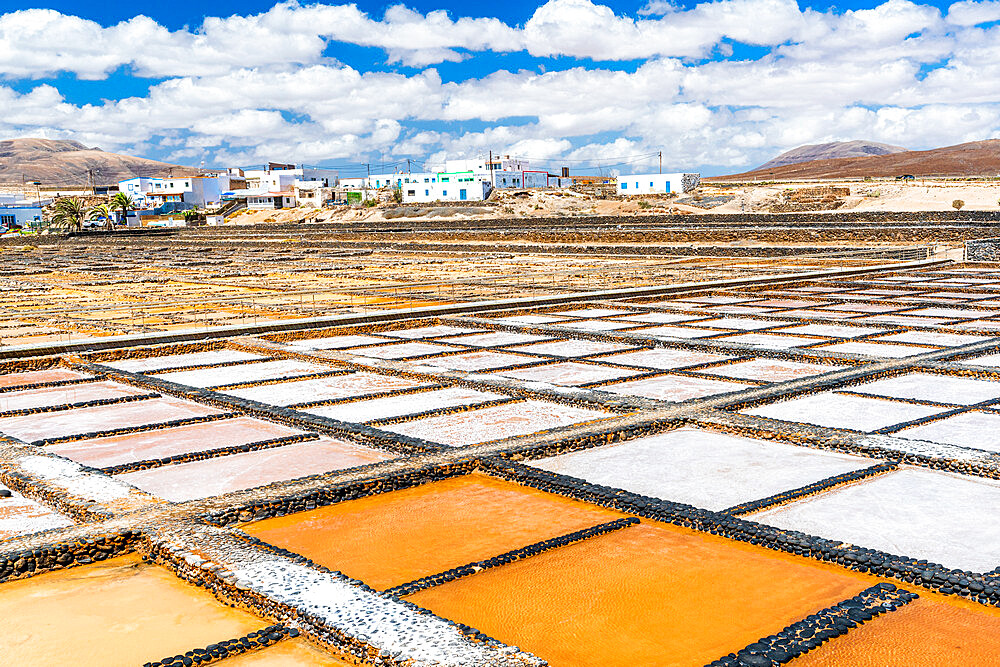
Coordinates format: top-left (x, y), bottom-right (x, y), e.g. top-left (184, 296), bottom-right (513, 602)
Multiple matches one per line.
top-left (425, 189), bottom-right (429, 196)
top-left (407, 190), bottom-right (415, 196)
top-left (650, 182), bottom-right (654, 187)
top-left (1, 215), bottom-right (14, 225)
top-left (441, 177), bottom-right (449, 182)
top-left (442, 190), bottom-right (448, 196)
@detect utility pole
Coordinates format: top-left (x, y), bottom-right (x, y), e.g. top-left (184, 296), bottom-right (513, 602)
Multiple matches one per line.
top-left (364, 163), bottom-right (370, 203)
top-left (489, 149), bottom-right (494, 187)
top-left (407, 158), bottom-right (411, 174)
top-left (658, 151), bottom-right (662, 174)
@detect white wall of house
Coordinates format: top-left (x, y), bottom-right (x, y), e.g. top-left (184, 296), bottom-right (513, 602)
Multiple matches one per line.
top-left (616, 173), bottom-right (701, 195)
top-left (247, 194), bottom-right (295, 209)
top-left (401, 179), bottom-right (491, 203)
top-left (0, 204), bottom-right (43, 227)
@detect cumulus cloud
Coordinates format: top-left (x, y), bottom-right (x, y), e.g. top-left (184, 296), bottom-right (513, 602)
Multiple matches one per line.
top-left (2, 0), bottom-right (1000, 173)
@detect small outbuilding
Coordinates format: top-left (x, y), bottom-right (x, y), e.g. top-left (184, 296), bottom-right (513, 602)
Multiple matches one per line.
top-left (616, 173), bottom-right (700, 195)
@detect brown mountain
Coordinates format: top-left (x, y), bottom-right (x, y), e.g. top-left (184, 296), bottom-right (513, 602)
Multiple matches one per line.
top-left (756, 140), bottom-right (907, 170)
top-left (0, 138), bottom-right (197, 186)
top-left (711, 139), bottom-right (1000, 181)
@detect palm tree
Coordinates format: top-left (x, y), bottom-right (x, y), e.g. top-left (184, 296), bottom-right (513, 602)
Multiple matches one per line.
top-left (88, 203), bottom-right (114, 230)
top-left (51, 197), bottom-right (87, 232)
top-left (111, 192), bottom-right (135, 226)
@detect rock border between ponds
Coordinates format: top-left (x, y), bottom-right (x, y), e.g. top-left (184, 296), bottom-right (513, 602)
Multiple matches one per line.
top-left (707, 583), bottom-right (919, 667)
top-left (384, 517), bottom-right (639, 598)
top-left (143, 624), bottom-right (296, 667)
top-left (722, 462), bottom-right (900, 516)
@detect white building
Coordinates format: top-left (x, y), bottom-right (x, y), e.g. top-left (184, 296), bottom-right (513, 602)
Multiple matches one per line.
top-left (401, 179), bottom-right (492, 203)
top-left (118, 173), bottom-right (241, 209)
top-left (0, 194), bottom-right (43, 228)
top-left (616, 172), bottom-right (701, 195)
top-left (246, 191), bottom-right (296, 209)
top-left (243, 164), bottom-right (338, 192)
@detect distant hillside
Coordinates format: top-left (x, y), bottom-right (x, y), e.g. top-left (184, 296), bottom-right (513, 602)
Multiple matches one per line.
top-left (757, 140), bottom-right (907, 170)
top-left (712, 140), bottom-right (1000, 181)
top-left (0, 138), bottom-right (197, 186)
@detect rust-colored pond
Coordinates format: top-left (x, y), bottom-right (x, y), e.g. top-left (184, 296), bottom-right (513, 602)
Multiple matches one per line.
top-left (217, 639), bottom-right (351, 666)
top-left (406, 522), bottom-right (872, 667)
top-left (1, 554), bottom-right (263, 666)
top-left (792, 594), bottom-right (1000, 666)
top-left (243, 473), bottom-right (623, 590)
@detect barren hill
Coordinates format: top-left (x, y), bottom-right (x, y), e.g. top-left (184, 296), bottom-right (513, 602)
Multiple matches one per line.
top-left (712, 140), bottom-right (1000, 181)
top-left (0, 138), bottom-right (197, 186)
top-left (757, 140), bottom-right (907, 170)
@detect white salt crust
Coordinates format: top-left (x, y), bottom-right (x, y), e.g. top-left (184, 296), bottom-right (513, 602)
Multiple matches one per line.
top-left (19, 455), bottom-right (135, 502)
top-left (232, 558), bottom-right (541, 666)
top-left (745, 392), bottom-right (945, 432)
top-left (751, 467), bottom-right (1000, 573)
top-left (0, 482), bottom-right (73, 538)
top-left (531, 428), bottom-right (871, 511)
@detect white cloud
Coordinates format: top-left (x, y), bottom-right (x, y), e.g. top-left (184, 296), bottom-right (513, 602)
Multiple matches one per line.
top-left (2, 1), bottom-right (1000, 174)
top-left (947, 0), bottom-right (1000, 25)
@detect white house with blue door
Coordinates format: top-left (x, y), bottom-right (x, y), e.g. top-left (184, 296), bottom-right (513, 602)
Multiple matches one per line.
top-left (401, 177), bottom-right (492, 203)
top-left (616, 172), bottom-right (700, 195)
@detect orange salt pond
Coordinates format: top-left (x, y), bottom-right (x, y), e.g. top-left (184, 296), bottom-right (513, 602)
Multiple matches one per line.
top-left (216, 640), bottom-right (352, 666)
top-left (0, 554), bottom-right (263, 666)
top-left (792, 595), bottom-right (1000, 666)
top-left (407, 522), bottom-right (872, 667)
top-left (243, 474), bottom-right (623, 590)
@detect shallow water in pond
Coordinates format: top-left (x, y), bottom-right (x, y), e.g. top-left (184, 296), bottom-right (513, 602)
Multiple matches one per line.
top-left (0, 554), bottom-right (262, 666)
top-left (243, 473), bottom-right (623, 590)
top-left (0, 368), bottom-right (91, 388)
top-left (116, 439), bottom-right (392, 501)
top-left (791, 595), bottom-right (1000, 666)
top-left (407, 522), bottom-right (872, 667)
top-left (0, 380), bottom-right (149, 413)
top-left (47, 416), bottom-right (306, 468)
top-left (0, 396), bottom-right (222, 442)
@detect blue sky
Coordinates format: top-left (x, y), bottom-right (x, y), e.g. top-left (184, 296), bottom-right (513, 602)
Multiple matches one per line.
top-left (2, 0), bottom-right (998, 176)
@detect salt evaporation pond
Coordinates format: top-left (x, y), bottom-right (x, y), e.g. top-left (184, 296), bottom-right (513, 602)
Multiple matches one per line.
top-left (104, 349), bottom-right (266, 373)
top-left (530, 428), bottom-right (872, 511)
top-left (744, 392), bottom-right (944, 432)
top-left (222, 372), bottom-right (431, 406)
top-left (46, 417), bottom-right (306, 468)
top-left (243, 474), bottom-right (622, 590)
top-left (0, 396), bottom-right (222, 442)
top-left (0, 380), bottom-right (150, 413)
top-left (0, 554), bottom-right (262, 666)
top-left (407, 522), bottom-right (872, 667)
top-left (0, 482), bottom-right (73, 539)
top-left (751, 467), bottom-right (1000, 573)
top-left (792, 595), bottom-right (1000, 666)
top-left (306, 386), bottom-right (505, 423)
top-left (382, 400), bottom-right (615, 447)
top-left (116, 439), bottom-right (393, 502)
